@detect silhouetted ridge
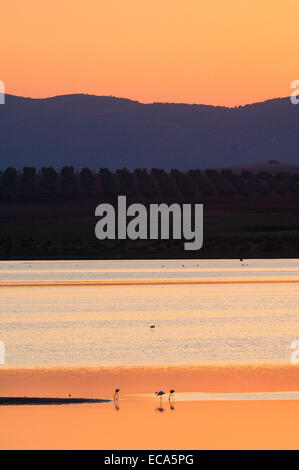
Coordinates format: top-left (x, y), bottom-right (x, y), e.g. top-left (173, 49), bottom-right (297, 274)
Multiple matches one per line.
top-left (1, 94), bottom-right (298, 170)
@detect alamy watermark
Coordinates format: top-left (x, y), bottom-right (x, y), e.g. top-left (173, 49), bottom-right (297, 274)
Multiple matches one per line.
top-left (0, 81), bottom-right (5, 104)
top-left (95, 196), bottom-right (203, 250)
top-left (290, 80), bottom-right (299, 105)
top-left (290, 339), bottom-right (299, 364)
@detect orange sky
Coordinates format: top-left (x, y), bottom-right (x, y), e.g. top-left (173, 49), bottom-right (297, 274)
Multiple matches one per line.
top-left (1, 0), bottom-right (298, 106)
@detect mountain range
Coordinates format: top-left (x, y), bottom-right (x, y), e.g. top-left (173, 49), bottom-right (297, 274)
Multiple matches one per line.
top-left (1, 93), bottom-right (299, 170)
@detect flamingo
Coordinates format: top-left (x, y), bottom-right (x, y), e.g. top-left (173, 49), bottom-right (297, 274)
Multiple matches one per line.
top-left (114, 388), bottom-right (120, 401)
top-left (169, 389), bottom-right (175, 401)
top-left (155, 390), bottom-right (165, 405)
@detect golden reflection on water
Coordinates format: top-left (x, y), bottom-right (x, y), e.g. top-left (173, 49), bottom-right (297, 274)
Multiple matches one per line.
top-left (0, 281), bottom-right (298, 366)
top-left (0, 260), bottom-right (298, 448)
top-left (1, 364), bottom-right (299, 449)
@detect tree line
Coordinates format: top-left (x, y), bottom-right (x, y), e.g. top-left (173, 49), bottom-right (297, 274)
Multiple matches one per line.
top-left (0, 166), bottom-right (298, 201)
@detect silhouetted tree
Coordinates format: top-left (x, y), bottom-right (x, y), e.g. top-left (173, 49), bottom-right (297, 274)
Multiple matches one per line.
top-left (205, 169), bottom-right (234, 196)
top-left (222, 170), bottom-right (251, 196)
top-left (0, 167), bottom-right (17, 199)
top-left (20, 167), bottom-right (36, 198)
top-left (151, 169), bottom-right (177, 197)
top-left (188, 170), bottom-right (214, 196)
top-left (80, 167), bottom-right (95, 197)
top-left (258, 172), bottom-right (287, 196)
top-left (135, 169), bottom-right (157, 197)
top-left (99, 168), bottom-right (117, 197)
top-left (40, 167), bottom-right (58, 198)
top-left (241, 171), bottom-right (270, 196)
top-left (276, 173), bottom-right (299, 195)
top-left (170, 169), bottom-right (195, 196)
top-left (60, 166), bottom-right (77, 198)
top-left (116, 168), bottom-right (137, 197)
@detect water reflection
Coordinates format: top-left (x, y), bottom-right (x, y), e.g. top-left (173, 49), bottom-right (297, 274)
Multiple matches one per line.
top-left (155, 406), bottom-right (165, 413)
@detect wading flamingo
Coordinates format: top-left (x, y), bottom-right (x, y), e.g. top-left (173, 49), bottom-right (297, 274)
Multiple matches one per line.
top-left (155, 390), bottom-right (165, 405)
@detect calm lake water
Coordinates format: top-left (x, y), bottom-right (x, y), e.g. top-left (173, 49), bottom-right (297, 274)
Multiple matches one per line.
top-left (0, 259), bottom-right (298, 367)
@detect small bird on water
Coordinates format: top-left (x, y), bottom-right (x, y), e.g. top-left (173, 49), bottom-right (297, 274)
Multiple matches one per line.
top-left (150, 325), bottom-right (155, 329)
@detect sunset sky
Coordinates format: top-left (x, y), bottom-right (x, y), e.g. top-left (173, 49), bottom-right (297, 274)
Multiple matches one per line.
top-left (1, 0), bottom-right (298, 106)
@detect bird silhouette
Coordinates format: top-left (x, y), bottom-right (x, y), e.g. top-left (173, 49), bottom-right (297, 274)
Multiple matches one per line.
top-left (155, 390), bottom-right (165, 404)
top-left (150, 325), bottom-right (155, 329)
top-left (114, 388), bottom-right (120, 401)
top-left (169, 389), bottom-right (175, 401)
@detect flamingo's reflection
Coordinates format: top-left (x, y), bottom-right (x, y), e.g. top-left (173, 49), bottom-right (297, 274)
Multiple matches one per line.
top-left (155, 401), bottom-right (175, 412)
top-left (113, 388), bottom-right (120, 411)
top-left (169, 389), bottom-right (175, 410)
top-left (154, 389), bottom-right (176, 412)
top-left (111, 388), bottom-right (176, 412)
top-left (155, 405), bottom-right (165, 413)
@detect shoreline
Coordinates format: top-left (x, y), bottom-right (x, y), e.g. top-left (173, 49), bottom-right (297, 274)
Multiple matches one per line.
top-left (0, 397), bottom-right (110, 405)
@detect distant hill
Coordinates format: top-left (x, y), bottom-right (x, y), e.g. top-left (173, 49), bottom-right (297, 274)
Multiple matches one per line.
top-left (1, 94), bottom-right (299, 170)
